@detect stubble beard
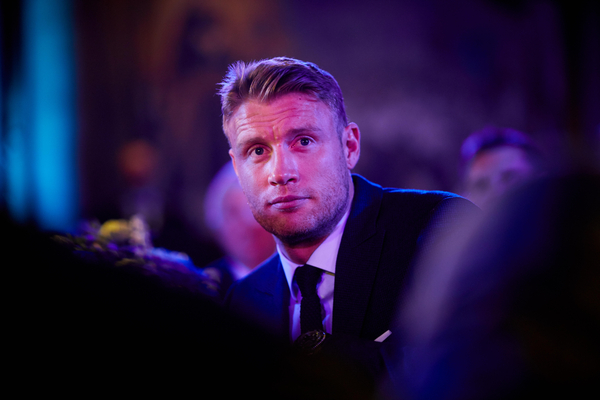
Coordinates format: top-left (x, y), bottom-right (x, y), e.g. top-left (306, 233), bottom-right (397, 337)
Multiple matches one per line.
top-left (248, 166), bottom-right (351, 247)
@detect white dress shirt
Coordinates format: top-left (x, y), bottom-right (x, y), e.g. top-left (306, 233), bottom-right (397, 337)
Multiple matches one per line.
top-left (278, 210), bottom-right (350, 342)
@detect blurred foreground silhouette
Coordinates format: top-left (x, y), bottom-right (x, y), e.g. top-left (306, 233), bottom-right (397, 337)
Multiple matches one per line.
top-left (389, 172), bottom-right (600, 399)
top-left (3, 212), bottom-right (377, 399)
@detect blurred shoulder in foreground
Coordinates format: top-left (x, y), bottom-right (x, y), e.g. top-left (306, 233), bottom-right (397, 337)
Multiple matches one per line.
top-left (2, 211), bottom-right (288, 396)
top-left (3, 211), bottom-right (372, 399)
top-left (393, 172), bottom-right (600, 400)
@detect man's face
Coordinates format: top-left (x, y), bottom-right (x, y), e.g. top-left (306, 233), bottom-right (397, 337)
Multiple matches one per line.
top-left (463, 145), bottom-right (537, 208)
top-left (226, 93), bottom-right (360, 245)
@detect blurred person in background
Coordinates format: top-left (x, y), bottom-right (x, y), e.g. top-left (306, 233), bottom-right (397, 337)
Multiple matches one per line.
top-left (458, 127), bottom-right (546, 208)
top-left (117, 139), bottom-right (165, 233)
top-left (117, 138), bottom-right (221, 267)
top-left (203, 161), bottom-right (276, 300)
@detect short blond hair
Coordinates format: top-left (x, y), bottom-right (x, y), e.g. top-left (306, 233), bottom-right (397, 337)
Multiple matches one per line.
top-left (218, 57), bottom-right (348, 143)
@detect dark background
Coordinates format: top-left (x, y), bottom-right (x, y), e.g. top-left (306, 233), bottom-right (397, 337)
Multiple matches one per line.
top-left (2, 0), bottom-right (599, 267)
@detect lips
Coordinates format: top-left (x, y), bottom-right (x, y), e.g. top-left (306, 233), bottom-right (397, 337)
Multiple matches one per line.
top-left (269, 195), bottom-right (309, 210)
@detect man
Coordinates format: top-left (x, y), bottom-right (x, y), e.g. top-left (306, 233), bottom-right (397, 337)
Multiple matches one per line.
top-left (219, 57), bottom-right (477, 382)
top-left (203, 161), bottom-right (276, 299)
top-left (458, 127), bottom-right (546, 208)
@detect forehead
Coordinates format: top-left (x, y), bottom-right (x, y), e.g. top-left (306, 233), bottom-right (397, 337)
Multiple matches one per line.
top-left (225, 93), bottom-right (334, 141)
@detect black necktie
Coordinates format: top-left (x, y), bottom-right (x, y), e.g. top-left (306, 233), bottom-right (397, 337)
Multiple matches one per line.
top-left (295, 264), bottom-right (324, 333)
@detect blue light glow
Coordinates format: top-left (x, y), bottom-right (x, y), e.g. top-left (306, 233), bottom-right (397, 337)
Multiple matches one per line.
top-left (5, 78), bottom-right (30, 223)
top-left (23, 0), bottom-right (78, 231)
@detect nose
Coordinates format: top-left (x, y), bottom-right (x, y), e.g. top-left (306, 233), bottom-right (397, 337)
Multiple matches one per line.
top-left (268, 148), bottom-right (298, 186)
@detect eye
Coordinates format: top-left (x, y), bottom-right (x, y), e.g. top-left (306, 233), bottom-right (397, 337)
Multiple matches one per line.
top-left (253, 147), bottom-right (265, 156)
top-left (299, 137), bottom-right (311, 146)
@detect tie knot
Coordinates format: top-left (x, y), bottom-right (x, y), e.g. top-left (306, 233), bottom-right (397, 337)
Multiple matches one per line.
top-left (295, 264), bottom-right (323, 295)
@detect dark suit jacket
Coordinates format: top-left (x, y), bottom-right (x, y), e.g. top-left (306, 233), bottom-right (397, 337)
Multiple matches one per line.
top-left (203, 256), bottom-right (237, 301)
top-left (225, 174), bottom-right (478, 345)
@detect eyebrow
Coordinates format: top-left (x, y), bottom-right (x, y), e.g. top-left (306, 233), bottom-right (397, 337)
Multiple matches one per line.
top-left (235, 125), bottom-right (323, 151)
top-left (235, 136), bottom-right (264, 153)
top-left (288, 126), bottom-right (323, 136)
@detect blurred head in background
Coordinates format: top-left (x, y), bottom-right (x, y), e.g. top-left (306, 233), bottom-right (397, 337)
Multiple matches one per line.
top-left (204, 161), bottom-right (276, 271)
top-left (459, 127), bottom-right (546, 208)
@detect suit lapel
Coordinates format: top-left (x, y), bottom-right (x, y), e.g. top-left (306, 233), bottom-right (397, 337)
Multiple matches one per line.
top-left (250, 257), bottom-right (290, 340)
top-left (333, 175), bottom-right (385, 337)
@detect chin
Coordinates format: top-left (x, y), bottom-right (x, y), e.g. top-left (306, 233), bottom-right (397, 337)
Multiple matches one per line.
top-left (272, 221), bottom-right (336, 247)
top-left (257, 198), bottom-right (347, 246)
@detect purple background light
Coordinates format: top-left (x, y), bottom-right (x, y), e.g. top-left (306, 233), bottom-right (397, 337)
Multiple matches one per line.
top-left (2, 0), bottom-right (598, 266)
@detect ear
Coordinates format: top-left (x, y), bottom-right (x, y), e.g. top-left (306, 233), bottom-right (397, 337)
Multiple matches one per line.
top-left (229, 149), bottom-right (240, 178)
top-left (342, 122), bottom-right (361, 170)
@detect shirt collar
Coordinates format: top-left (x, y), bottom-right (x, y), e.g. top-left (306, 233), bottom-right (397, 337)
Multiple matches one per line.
top-left (279, 208), bottom-right (350, 298)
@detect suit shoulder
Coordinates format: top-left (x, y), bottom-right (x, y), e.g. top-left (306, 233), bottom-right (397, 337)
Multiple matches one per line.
top-left (378, 188), bottom-right (478, 232)
top-left (383, 187), bottom-right (461, 201)
top-left (381, 187), bottom-right (470, 211)
top-left (351, 174), bottom-right (478, 224)
top-left (226, 254), bottom-right (279, 295)
top-left (242, 253), bottom-right (280, 281)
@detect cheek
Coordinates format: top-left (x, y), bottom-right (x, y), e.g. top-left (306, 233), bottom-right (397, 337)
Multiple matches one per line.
top-left (238, 171), bottom-right (264, 202)
top-left (237, 164), bottom-right (258, 186)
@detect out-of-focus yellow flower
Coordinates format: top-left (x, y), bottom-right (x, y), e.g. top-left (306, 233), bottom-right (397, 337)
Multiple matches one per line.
top-left (52, 214), bottom-right (220, 298)
top-left (97, 215), bottom-right (152, 249)
top-left (99, 219), bottom-right (131, 243)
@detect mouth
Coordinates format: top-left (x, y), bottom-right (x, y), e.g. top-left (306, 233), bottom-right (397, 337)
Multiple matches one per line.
top-left (269, 195), bottom-right (309, 210)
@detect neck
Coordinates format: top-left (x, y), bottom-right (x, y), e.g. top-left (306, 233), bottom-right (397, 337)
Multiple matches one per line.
top-left (277, 178), bottom-right (354, 265)
top-left (276, 236), bottom-right (327, 265)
